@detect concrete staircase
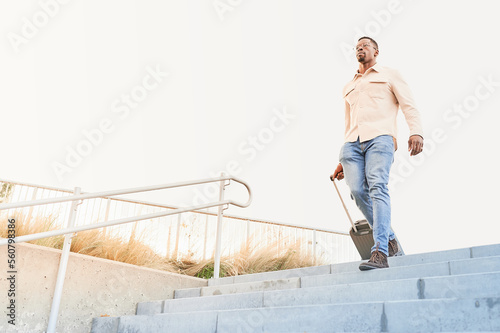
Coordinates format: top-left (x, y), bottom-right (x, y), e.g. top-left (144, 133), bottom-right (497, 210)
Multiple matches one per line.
top-left (91, 243), bottom-right (500, 332)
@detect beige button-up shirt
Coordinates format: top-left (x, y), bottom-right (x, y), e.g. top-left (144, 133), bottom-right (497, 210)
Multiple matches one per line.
top-left (343, 64), bottom-right (424, 146)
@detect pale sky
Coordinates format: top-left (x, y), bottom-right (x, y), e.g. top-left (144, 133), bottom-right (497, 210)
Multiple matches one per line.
top-left (1, 0), bottom-right (499, 255)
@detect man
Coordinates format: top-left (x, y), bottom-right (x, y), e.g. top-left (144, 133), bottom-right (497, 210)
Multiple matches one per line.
top-left (331, 36), bottom-right (424, 270)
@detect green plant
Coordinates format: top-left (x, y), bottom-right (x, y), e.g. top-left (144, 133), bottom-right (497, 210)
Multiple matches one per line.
top-left (195, 262), bottom-right (229, 279)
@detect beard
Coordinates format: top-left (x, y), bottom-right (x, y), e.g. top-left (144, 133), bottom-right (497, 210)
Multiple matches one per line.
top-left (357, 54), bottom-right (366, 63)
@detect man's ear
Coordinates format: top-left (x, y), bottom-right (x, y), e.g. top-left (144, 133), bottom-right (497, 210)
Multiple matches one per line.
top-left (374, 49), bottom-right (379, 57)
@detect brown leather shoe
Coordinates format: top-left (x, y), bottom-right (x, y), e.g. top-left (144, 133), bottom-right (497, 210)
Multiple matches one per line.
top-left (388, 238), bottom-right (399, 257)
top-left (359, 248), bottom-right (389, 271)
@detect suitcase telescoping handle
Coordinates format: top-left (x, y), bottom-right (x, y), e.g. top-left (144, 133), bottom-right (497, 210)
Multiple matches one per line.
top-left (330, 176), bottom-right (358, 232)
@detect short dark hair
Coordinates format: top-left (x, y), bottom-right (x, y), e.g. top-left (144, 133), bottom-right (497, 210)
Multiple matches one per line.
top-left (357, 36), bottom-right (378, 50)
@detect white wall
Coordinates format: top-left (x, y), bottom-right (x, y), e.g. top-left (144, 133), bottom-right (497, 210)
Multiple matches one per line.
top-left (0, 242), bottom-right (206, 333)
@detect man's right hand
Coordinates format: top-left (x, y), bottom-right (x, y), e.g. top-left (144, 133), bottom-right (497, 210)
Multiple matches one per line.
top-left (330, 163), bottom-right (344, 181)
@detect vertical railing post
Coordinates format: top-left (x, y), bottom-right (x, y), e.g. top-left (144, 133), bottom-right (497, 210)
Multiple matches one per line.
top-left (245, 219), bottom-right (250, 246)
top-left (203, 214), bottom-right (209, 260)
top-left (166, 223), bottom-right (172, 258)
top-left (26, 187), bottom-right (38, 223)
top-left (103, 198), bottom-right (111, 237)
top-left (213, 173), bottom-right (226, 279)
top-left (312, 229), bottom-right (317, 265)
top-left (47, 187), bottom-right (81, 333)
top-left (174, 214), bottom-right (181, 260)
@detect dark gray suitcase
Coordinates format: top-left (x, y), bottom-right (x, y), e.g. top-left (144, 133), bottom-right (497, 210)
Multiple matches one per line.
top-left (349, 219), bottom-right (374, 260)
top-left (332, 179), bottom-right (404, 260)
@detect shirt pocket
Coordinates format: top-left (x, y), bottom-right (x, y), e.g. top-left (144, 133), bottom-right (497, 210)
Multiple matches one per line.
top-left (367, 79), bottom-right (390, 99)
top-left (343, 86), bottom-right (356, 106)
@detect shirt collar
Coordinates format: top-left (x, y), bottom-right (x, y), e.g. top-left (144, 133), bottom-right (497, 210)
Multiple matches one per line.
top-left (352, 63), bottom-right (382, 80)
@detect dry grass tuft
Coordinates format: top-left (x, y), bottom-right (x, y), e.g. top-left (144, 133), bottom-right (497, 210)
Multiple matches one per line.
top-left (0, 212), bottom-right (65, 249)
top-left (181, 238), bottom-right (323, 278)
top-left (1, 212), bottom-right (324, 278)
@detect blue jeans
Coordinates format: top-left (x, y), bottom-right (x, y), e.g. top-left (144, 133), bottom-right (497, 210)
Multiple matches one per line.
top-left (339, 135), bottom-right (395, 256)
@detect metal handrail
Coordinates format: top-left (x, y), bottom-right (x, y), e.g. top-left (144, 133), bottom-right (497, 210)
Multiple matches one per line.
top-left (0, 175), bottom-right (251, 212)
top-left (0, 178), bottom-right (348, 236)
top-left (0, 175), bottom-right (251, 333)
top-left (0, 175), bottom-right (251, 246)
top-left (0, 200), bottom-right (237, 246)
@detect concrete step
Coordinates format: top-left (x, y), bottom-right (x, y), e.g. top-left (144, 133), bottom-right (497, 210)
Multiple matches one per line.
top-left (174, 277), bottom-right (300, 299)
top-left (92, 296), bottom-right (500, 333)
top-left (172, 254), bottom-right (500, 301)
top-left (262, 271), bottom-right (500, 308)
top-left (91, 243), bottom-right (500, 333)
top-left (207, 243), bottom-right (500, 287)
top-left (140, 255), bottom-right (500, 314)
top-left (302, 255), bottom-right (500, 288)
top-left (216, 297), bottom-right (500, 333)
top-left (137, 270), bottom-right (500, 315)
top-left (331, 242), bottom-right (500, 275)
top-left (207, 264), bottom-right (331, 287)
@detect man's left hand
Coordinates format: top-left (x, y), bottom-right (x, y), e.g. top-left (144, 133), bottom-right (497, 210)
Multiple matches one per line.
top-left (408, 135), bottom-right (424, 156)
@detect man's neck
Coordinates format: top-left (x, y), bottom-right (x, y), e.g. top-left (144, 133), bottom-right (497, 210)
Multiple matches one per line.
top-left (358, 61), bottom-right (377, 75)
